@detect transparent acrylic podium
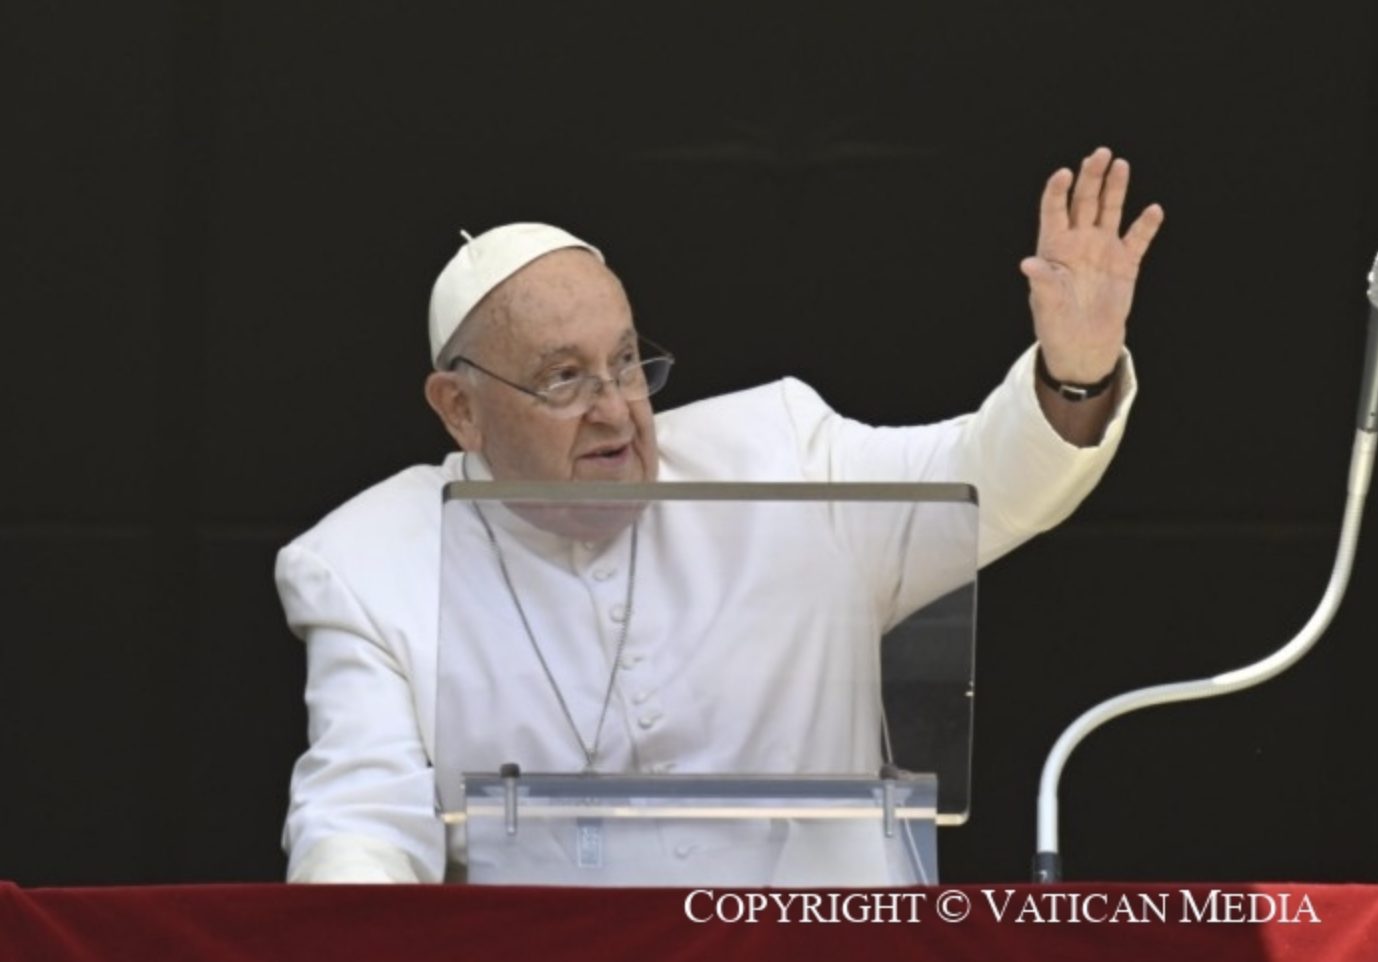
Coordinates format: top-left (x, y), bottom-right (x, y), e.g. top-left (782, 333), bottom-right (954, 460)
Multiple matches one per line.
top-left (434, 481), bottom-right (977, 887)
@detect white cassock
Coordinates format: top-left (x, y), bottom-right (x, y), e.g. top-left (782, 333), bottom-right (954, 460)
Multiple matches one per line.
top-left (276, 345), bottom-right (1137, 883)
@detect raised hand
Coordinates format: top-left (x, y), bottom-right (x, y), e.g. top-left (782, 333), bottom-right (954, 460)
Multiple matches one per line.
top-left (1021, 147), bottom-right (1164, 384)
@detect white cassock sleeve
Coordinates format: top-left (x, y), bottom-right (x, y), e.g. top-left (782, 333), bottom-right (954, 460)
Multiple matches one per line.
top-left (276, 543), bottom-right (445, 883)
top-left (781, 344), bottom-right (1137, 562)
top-left (774, 343), bottom-right (1137, 626)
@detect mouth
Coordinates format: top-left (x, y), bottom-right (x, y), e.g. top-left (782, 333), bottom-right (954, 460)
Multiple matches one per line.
top-left (579, 442), bottom-right (632, 463)
top-left (575, 440), bottom-right (637, 475)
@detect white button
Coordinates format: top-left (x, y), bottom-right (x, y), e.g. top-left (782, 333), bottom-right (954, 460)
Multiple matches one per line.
top-left (620, 653), bottom-right (643, 670)
top-left (631, 690), bottom-right (651, 704)
top-left (649, 761), bottom-right (676, 774)
top-left (582, 541), bottom-right (597, 552)
top-left (592, 567), bottom-right (616, 582)
top-left (610, 604), bottom-right (628, 623)
top-left (637, 711), bottom-right (662, 730)
top-left (674, 842), bottom-right (697, 859)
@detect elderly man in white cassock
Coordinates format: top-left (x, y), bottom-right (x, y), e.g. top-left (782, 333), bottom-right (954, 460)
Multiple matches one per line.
top-left (275, 147), bottom-right (1164, 883)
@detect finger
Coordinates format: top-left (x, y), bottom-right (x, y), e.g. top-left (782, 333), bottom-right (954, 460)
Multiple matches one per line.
top-left (1098, 157), bottom-right (1130, 232)
top-left (1020, 256), bottom-right (1057, 281)
top-left (1020, 257), bottom-right (1069, 307)
top-left (1123, 203), bottom-right (1166, 264)
top-left (1037, 168), bottom-right (1073, 249)
top-left (1020, 258), bottom-right (1060, 312)
top-left (1069, 147), bottom-right (1112, 228)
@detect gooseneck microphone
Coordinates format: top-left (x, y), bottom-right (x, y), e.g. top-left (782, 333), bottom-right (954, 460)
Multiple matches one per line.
top-left (1033, 251), bottom-right (1378, 884)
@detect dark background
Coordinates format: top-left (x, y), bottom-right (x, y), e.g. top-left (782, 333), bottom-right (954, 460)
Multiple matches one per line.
top-left (3, 1), bottom-right (1376, 886)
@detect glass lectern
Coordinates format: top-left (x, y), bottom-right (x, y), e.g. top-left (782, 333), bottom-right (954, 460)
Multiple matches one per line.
top-left (434, 481), bottom-right (977, 886)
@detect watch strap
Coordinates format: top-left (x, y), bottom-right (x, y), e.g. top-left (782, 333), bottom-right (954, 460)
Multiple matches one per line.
top-left (1036, 349), bottom-right (1120, 402)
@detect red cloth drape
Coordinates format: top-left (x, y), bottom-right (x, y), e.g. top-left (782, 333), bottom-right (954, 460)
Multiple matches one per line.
top-left (3, 882), bottom-right (1375, 962)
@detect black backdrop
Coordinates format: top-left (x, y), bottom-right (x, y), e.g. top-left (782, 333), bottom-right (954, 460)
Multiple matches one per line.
top-left (3, 1), bottom-right (1376, 885)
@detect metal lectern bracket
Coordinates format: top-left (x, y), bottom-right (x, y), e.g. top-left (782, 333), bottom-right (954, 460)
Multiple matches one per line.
top-left (500, 762), bottom-right (520, 837)
top-left (880, 764), bottom-right (899, 839)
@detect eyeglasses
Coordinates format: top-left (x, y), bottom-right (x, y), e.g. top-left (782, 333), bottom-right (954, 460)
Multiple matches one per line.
top-left (449, 335), bottom-right (675, 419)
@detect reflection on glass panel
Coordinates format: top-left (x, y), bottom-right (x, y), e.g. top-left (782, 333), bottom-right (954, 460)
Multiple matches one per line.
top-left (434, 482), bottom-right (976, 885)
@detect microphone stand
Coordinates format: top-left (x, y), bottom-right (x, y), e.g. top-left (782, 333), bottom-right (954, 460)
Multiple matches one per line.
top-left (1033, 252), bottom-right (1378, 883)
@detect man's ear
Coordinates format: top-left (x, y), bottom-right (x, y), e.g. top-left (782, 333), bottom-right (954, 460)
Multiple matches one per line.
top-left (424, 371), bottom-right (482, 451)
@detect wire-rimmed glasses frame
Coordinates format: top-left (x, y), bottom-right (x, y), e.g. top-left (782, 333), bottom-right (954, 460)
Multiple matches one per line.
top-left (447, 335), bottom-right (676, 419)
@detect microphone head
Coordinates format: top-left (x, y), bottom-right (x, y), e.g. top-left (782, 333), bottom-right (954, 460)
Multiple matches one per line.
top-left (1362, 251), bottom-right (1378, 432)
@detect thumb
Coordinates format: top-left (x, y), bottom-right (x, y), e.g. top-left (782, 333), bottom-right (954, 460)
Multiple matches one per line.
top-left (1020, 256), bottom-right (1056, 281)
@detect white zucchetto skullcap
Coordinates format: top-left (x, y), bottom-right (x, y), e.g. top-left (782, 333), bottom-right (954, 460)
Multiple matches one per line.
top-left (427, 223), bottom-right (603, 368)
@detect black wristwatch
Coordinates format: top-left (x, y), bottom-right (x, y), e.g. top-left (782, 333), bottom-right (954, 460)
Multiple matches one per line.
top-left (1035, 349), bottom-right (1120, 402)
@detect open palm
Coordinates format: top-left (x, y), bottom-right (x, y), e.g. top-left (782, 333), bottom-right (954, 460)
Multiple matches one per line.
top-left (1021, 147), bottom-right (1165, 383)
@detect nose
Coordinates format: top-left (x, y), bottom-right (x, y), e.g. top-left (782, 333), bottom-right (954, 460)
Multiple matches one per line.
top-left (583, 376), bottom-right (632, 424)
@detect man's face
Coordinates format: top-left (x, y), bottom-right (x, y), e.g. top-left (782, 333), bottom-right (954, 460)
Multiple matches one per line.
top-left (457, 249), bottom-right (659, 483)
